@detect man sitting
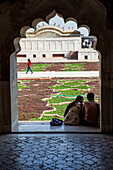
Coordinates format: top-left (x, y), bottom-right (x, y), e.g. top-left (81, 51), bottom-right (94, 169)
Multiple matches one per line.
top-left (82, 93), bottom-right (100, 126)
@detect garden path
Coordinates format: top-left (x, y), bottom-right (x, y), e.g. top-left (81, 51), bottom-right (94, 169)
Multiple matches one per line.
top-left (18, 71), bottom-right (99, 79)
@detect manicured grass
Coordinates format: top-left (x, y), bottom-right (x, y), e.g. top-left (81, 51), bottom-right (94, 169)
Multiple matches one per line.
top-left (65, 63), bottom-right (83, 67)
top-left (30, 115), bottom-right (64, 121)
top-left (30, 104), bottom-right (67, 121)
top-left (47, 97), bottom-right (74, 104)
top-left (18, 80), bottom-right (29, 90)
top-left (64, 68), bottom-right (84, 71)
top-left (58, 80), bottom-right (67, 83)
top-left (41, 79), bottom-right (98, 120)
top-left (21, 80), bottom-right (30, 82)
top-left (75, 85), bottom-right (93, 89)
top-left (49, 80), bottom-right (90, 90)
top-left (18, 78), bottom-right (99, 121)
top-left (49, 84), bottom-right (67, 89)
top-left (44, 104), bottom-right (68, 116)
top-left (64, 63), bottom-right (84, 71)
top-left (22, 64), bottom-right (50, 72)
top-left (59, 90), bottom-right (84, 95)
top-left (18, 86), bottom-right (29, 90)
top-left (20, 63), bottom-right (85, 72)
top-left (64, 80), bottom-right (87, 85)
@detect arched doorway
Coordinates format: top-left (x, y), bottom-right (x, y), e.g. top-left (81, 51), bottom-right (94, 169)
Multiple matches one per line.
top-left (1, 0), bottom-right (113, 133)
top-left (16, 11), bottom-right (100, 132)
top-left (11, 1), bottom-right (106, 132)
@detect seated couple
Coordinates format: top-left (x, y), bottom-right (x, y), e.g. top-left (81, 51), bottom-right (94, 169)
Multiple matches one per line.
top-left (62, 93), bottom-right (99, 126)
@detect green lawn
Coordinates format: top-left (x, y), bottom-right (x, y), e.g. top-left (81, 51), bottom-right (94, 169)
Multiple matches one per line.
top-left (63, 63), bottom-right (84, 71)
top-left (22, 64), bottom-right (51, 72)
top-left (18, 86), bottom-right (29, 90)
top-left (58, 90), bottom-right (84, 95)
top-left (30, 115), bottom-right (64, 121)
top-left (47, 96), bottom-right (74, 104)
top-left (20, 63), bottom-right (86, 72)
top-left (31, 104), bottom-right (68, 121)
top-left (18, 81), bottom-right (30, 90)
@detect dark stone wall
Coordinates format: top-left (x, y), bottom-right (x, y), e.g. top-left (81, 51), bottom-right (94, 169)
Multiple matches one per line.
top-left (0, 0), bottom-right (113, 133)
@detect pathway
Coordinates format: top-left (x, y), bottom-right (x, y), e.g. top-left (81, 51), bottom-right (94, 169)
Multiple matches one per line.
top-left (18, 71), bottom-right (99, 79)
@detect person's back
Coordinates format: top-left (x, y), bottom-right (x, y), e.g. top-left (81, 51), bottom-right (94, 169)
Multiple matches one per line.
top-left (83, 93), bottom-right (99, 126)
top-left (64, 101), bottom-right (81, 126)
top-left (64, 95), bottom-right (83, 126)
top-left (28, 59), bottom-right (31, 67)
top-left (83, 101), bottom-right (99, 125)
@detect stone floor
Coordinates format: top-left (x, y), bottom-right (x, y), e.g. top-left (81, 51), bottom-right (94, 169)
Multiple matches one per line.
top-left (13, 122), bottom-right (100, 133)
top-left (0, 133), bottom-right (113, 169)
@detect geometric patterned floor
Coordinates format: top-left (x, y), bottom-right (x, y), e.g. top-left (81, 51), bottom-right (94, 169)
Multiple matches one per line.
top-left (0, 134), bottom-right (113, 169)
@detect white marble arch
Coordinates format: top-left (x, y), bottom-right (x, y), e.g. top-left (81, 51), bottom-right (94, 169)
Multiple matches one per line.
top-left (17, 14), bottom-right (98, 61)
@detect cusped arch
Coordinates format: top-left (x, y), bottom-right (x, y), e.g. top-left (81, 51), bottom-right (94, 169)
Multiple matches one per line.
top-left (32, 18), bottom-right (45, 29)
top-left (65, 17), bottom-right (78, 26)
top-left (46, 10), bottom-right (57, 23)
top-left (23, 10), bottom-right (91, 37)
top-left (20, 26), bottom-right (31, 38)
top-left (79, 25), bottom-right (90, 35)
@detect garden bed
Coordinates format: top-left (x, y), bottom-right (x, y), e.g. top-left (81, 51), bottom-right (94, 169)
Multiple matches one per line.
top-left (17, 62), bottom-right (99, 72)
top-left (18, 78), bottom-right (99, 121)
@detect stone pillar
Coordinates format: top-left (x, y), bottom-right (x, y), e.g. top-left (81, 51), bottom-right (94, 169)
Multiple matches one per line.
top-left (10, 53), bottom-right (18, 131)
top-left (0, 45), bottom-right (13, 133)
top-left (26, 41), bottom-right (32, 51)
top-left (100, 30), bottom-right (113, 133)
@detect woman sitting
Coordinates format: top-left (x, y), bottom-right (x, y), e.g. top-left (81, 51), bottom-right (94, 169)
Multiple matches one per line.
top-left (64, 95), bottom-right (83, 126)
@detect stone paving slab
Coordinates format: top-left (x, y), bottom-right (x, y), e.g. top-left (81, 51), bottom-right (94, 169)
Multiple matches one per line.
top-left (13, 122), bottom-right (100, 133)
top-left (0, 133), bottom-right (113, 169)
top-left (17, 71), bottom-right (99, 79)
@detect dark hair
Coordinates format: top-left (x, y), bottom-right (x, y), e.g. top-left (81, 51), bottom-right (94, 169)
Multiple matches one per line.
top-left (75, 95), bottom-right (83, 103)
top-left (28, 59), bottom-right (31, 63)
top-left (87, 93), bottom-right (94, 101)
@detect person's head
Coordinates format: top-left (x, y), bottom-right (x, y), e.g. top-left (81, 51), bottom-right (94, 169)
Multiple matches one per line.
top-left (87, 93), bottom-right (94, 101)
top-left (76, 95), bottom-right (83, 104)
top-left (28, 59), bottom-right (31, 62)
